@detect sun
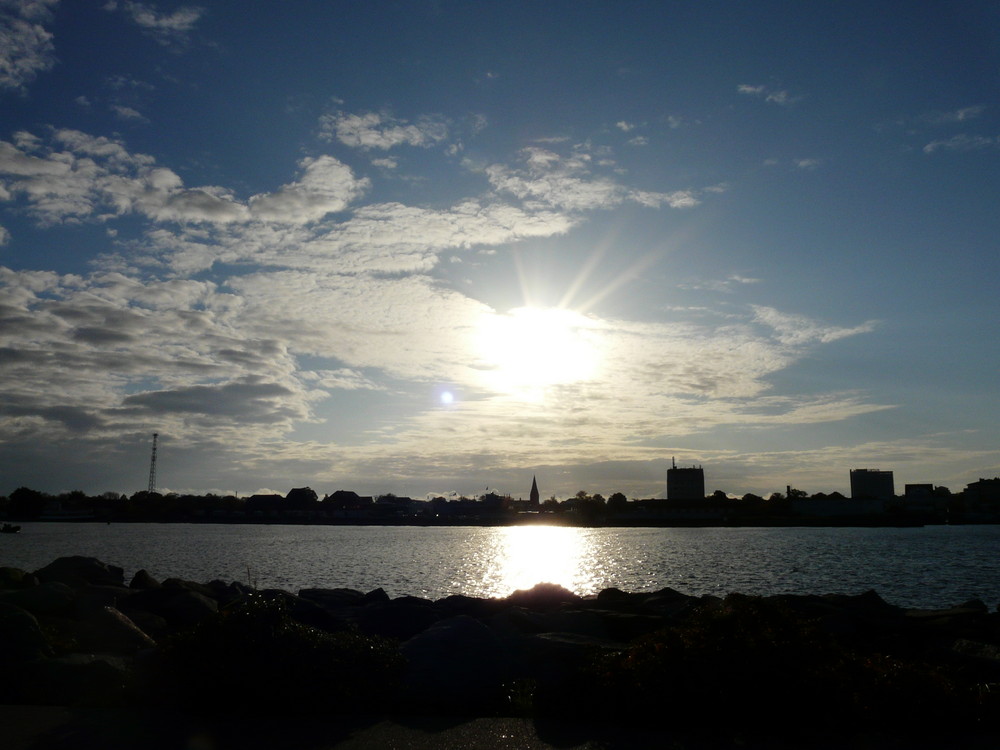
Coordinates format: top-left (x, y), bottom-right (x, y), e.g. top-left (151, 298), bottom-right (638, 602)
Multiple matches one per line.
top-left (474, 306), bottom-right (603, 397)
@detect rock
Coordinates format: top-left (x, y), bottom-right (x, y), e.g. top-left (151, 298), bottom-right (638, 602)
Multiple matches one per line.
top-left (0, 566), bottom-right (39, 590)
top-left (129, 569), bottom-right (160, 589)
top-left (206, 579), bottom-right (252, 607)
top-left (639, 587), bottom-right (700, 618)
top-left (15, 654), bottom-right (127, 706)
top-left (434, 593), bottom-right (498, 620)
top-left (595, 586), bottom-right (649, 608)
top-left (356, 597), bottom-right (443, 639)
top-left (535, 609), bottom-right (610, 640)
top-left (162, 577), bottom-right (218, 599)
top-left (34, 557), bottom-right (125, 588)
top-left (363, 587), bottom-right (391, 604)
top-left (488, 606), bottom-right (547, 636)
top-left (76, 606), bottom-right (156, 653)
top-left (504, 582), bottom-right (581, 612)
top-left (401, 615), bottom-right (509, 711)
top-left (0, 601), bottom-right (53, 663)
top-left (822, 589), bottom-right (900, 616)
top-left (73, 584), bottom-right (133, 615)
top-left (516, 631), bottom-right (626, 693)
top-left (579, 609), bottom-right (667, 641)
top-left (125, 587), bottom-right (218, 630)
top-left (298, 587), bottom-right (367, 608)
top-left (0, 581), bottom-right (76, 617)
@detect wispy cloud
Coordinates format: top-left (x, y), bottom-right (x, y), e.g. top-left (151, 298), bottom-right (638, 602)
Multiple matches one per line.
top-left (737, 83), bottom-right (797, 106)
top-left (0, 0), bottom-right (59, 92)
top-left (923, 134), bottom-right (997, 154)
top-left (111, 104), bottom-right (145, 121)
top-left (921, 105), bottom-right (985, 125)
top-left (107, 1), bottom-right (204, 45)
top-left (680, 274), bottom-right (763, 294)
top-left (485, 146), bottom-right (699, 211)
top-left (752, 305), bottom-right (877, 345)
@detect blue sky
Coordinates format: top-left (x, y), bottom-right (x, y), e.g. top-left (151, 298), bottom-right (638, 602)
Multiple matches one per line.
top-left (1, 0), bottom-right (998, 500)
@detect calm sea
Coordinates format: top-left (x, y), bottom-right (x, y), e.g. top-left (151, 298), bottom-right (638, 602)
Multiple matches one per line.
top-left (2, 523), bottom-right (999, 609)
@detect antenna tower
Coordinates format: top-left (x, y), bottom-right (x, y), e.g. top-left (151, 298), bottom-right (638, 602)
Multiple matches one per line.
top-left (147, 432), bottom-right (158, 494)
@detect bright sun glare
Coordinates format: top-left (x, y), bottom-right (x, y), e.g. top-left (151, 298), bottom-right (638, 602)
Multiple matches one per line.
top-left (494, 526), bottom-right (591, 594)
top-left (475, 307), bottom-right (602, 398)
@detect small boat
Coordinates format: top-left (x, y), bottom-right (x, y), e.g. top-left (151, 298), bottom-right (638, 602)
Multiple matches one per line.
top-left (1, 523), bottom-right (21, 534)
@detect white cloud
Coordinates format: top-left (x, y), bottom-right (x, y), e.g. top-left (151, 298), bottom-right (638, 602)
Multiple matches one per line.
top-left (680, 274), bottom-right (763, 293)
top-left (319, 111), bottom-right (449, 150)
top-left (794, 158), bottom-right (821, 170)
top-left (111, 104), bottom-right (145, 121)
top-left (0, 0), bottom-right (58, 92)
top-left (616, 121), bottom-right (635, 132)
top-left (738, 83), bottom-right (796, 106)
top-left (0, 130), bottom-right (379, 226)
top-left (248, 156), bottom-right (370, 223)
top-left (923, 134), bottom-right (997, 153)
top-left (486, 146), bottom-right (700, 212)
top-left (922, 105), bottom-right (985, 125)
top-left (109, 1), bottom-right (204, 44)
top-left (752, 305), bottom-right (877, 345)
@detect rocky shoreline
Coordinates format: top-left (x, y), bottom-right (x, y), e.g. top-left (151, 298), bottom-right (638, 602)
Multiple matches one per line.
top-left (3, 557), bottom-right (1000, 746)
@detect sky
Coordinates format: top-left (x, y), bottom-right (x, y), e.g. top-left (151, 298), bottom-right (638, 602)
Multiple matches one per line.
top-left (1, 0), bottom-right (999, 501)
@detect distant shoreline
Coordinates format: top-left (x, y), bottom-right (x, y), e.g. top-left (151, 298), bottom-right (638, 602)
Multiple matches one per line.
top-left (9, 515), bottom-right (990, 528)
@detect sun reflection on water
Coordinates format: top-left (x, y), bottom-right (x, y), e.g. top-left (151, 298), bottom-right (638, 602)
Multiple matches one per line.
top-left (477, 526), bottom-right (599, 598)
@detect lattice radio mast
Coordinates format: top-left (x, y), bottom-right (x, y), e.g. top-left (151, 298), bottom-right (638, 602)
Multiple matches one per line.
top-left (147, 432), bottom-right (158, 494)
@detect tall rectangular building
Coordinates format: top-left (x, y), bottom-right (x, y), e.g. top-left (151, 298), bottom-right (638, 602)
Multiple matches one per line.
top-left (667, 458), bottom-right (705, 501)
top-left (850, 469), bottom-right (894, 500)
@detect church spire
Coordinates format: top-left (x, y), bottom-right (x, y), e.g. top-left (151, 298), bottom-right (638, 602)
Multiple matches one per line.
top-left (530, 475), bottom-right (540, 506)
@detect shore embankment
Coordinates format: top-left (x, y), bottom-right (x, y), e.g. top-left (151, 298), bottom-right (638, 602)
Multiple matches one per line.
top-left (2, 557), bottom-right (1000, 748)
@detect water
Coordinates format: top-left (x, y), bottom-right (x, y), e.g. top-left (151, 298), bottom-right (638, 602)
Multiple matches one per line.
top-left (2, 523), bottom-right (999, 609)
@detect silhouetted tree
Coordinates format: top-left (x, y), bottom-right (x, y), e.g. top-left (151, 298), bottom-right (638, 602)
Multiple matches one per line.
top-left (10, 486), bottom-right (47, 519)
top-left (285, 487), bottom-right (319, 510)
top-left (608, 492), bottom-right (628, 511)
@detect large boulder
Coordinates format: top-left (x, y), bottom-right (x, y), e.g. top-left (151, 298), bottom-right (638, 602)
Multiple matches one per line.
top-left (504, 583), bottom-right (581, 612)
top-left (355, 596), bottom-right (443, 640)
top-left (77, 606), bottom-right (157, 653)
top-left (125, 587), bottom-right (218, 630)
top-left (73, 584), bottom-right (134, 615)
top-left (34, 557), bottom-right (125, 588)
top-left (0, 601), bottom-right (52, 663)
top-left (298, 587), bottom-right (367, 609)
top-left (0, 581), bottom-right (76, 617)
top-left (129, 569), bottom-right (160, 590)
top-left (14, 654), bottom-right (127, 706)
top-left (0, 566), bottom-right (39, 590)
top-left (401, 614), bottom-right (509, 711)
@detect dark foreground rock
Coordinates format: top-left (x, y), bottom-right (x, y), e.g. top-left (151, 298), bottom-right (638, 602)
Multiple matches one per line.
top-left (2, 556), bottom-right (1000, 744)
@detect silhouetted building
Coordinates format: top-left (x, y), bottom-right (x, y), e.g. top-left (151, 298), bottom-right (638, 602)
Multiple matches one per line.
top-left (850, 469), bottom-right (894, 500)
top-left (667, 458), bottom-right (705, 501)
top-left (964, 477), bottom-right (1000, 503)
top-left (530, 475), bottom-right (540, 507)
